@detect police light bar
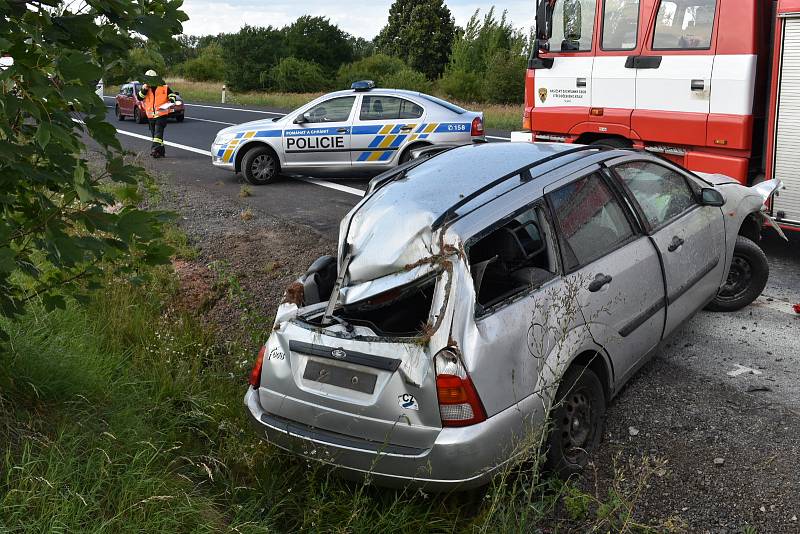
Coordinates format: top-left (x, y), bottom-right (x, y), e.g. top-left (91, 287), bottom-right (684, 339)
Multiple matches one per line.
top-left (351, 80), bottom-right (375, 92)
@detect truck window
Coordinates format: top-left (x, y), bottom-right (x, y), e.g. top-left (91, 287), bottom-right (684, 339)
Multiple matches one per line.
top-left (602, 0), bottom-right (640, 50)
top-left (652, 0), bottom-right (716, 50)
top-left (552, 0), bottom-right (597, 52)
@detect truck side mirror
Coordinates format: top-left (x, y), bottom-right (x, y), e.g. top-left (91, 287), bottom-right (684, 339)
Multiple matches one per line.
top-left (536, 0), bottom-right (555, 40)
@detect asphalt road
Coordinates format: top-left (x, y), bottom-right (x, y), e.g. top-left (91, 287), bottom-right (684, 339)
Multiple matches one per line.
top-left (102, 95), bottom-right (800, 407)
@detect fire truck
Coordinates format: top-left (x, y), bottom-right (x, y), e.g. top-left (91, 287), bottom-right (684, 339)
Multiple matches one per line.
top-left (517, 0), bottom-right (800, 230)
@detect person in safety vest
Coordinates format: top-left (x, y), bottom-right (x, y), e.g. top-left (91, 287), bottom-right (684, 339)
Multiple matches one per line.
top-left (139, 69), bottom-right (178, 158)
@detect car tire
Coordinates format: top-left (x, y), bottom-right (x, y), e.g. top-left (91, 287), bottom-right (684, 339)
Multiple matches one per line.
top-left (706, 235), bottom-right (769, 312)
top-left (115, 105), bottom-right (124, 121)
top-left (399, 143), bottom-right (427, 164)
top-left (242, 146), bottom-right (280, 185)
top-left (174, 112), bottom-right (185, 123)
top-left (545, 364), bottom-right (606, 478)
top-left (133, 107), bottom-right (145, 124)
top-left (590, 137), bottom-right (631, 149)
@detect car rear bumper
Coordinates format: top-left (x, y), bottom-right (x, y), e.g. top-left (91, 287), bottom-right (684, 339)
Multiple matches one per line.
top-left (244, 387), bottom-right (544, 491)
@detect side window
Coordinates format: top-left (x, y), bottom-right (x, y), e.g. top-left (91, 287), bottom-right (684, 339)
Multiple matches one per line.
top-left (360, 96), bottom-right (423, 121)
top-left (304, 96), bottom-right (356, 123)
top-left (613, 161), bottom-right (697, 228)
top-left (468, 203), bottom-right (558, 313)
top-left (652, 0), bottom-right (716, 50)
top-left (548, 173), bottom-right (635, 271)
top-left (602, 0), bottom-right (640, 50)
top-left (551, 0), bottom-right (597, 52)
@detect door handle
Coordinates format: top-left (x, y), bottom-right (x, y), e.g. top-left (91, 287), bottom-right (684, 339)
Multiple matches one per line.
top-left (625, 55), bottom-right (663, 69)
top-left (588, 273), bottom-right (613, 293)
top-left (399, 126), bottom-right (413, 132)
top-left (336, 128), bottom-right (349, 134)
top-left (691, 79), bottom-right (705, 91)
top-left (576, 77), bottom-right (587, 88)
top-left (667, 236), bottom-right (685, 252)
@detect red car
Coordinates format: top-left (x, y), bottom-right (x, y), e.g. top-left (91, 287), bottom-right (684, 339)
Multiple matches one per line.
top-left (114, 81), bottom-right (185, 123)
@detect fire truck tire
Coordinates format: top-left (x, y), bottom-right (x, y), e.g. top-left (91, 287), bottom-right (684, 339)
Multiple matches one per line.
top-left (590, 138), bottom-right (631, 149)
top-left (115, 105), bottom-right (124, 121)
top-left (242, 145), bottom-right (280, 185)
top-left (706, 236), bottom-right (769, 312)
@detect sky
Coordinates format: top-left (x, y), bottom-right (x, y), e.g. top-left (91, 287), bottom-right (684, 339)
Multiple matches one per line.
top-left (180, 0), bottom-right (535, 39)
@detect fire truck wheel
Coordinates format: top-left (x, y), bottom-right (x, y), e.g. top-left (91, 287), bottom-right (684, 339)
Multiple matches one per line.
top-left (590, 138), bottom-right (631, 149)
top-left (706, 236), bottom-right (769, 312)
top-left (242, 145), bottom-right (280, 185)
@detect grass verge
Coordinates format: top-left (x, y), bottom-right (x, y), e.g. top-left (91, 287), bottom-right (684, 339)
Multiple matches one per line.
top-left (104, 79), bottom-right (523, 133)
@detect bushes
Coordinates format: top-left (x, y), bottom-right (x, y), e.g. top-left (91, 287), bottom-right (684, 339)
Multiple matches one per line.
top-left (383, 68), bottom-right (431, 92)
top-left (335, 53), bottom-right (406, 88)
top-left (181, 44), bottom-right (225, 82)
top-left (220, 25), bottom-right (287, 91)
top-left (267, 57), bottom-right (331, 93)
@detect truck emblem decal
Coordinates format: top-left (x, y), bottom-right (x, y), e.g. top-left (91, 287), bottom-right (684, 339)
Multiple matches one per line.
top-left (331, 348), bottom-right (347, 360)
top-left (538, 87), bottom-right (548, 103)
top-left (398, 394), bottom-right (419, 411)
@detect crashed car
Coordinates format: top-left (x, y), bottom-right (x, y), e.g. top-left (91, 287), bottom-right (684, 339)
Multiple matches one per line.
top-left (244, 142), bottom-right (784, 489)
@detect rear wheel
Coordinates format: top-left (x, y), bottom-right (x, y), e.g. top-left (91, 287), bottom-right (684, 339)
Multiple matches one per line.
top-left (115, 105), bottom-right (124, 121)
top-left (399, 143), bottom-right (428, 164)
top-left (545, 365), bottom-right (606, 477)
top-left (242, 146), bottom-right (280, 185)
top-left (174, 112), bottom-right (185, 123)
top-left (706, 236), bottom-right (769, 312)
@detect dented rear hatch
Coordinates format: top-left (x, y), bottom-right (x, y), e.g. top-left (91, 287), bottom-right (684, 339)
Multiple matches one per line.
top-left (256, 271), bottom-right (450, 450)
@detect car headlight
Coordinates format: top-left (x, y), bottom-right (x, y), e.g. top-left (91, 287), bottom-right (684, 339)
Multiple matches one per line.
top-left (214, 132), bottom-right (236, 145)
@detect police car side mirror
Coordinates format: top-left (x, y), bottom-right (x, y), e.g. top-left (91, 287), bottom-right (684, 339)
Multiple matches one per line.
top-left (294, 112), bottom-right (311, 124)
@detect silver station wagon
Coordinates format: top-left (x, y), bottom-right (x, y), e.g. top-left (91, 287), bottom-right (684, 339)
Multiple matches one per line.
top-left (244, 142), bottom-right (784, 489)
top-left (211, 81), bottom-right (485, 185)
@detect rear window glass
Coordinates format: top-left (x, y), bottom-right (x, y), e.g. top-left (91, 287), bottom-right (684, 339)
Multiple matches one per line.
top-left (652, 0), bottom-right (716, 50)
top-left (360, 96), bottom-right (424, 121)
top-left (416, 94), bottom-right (466, 114)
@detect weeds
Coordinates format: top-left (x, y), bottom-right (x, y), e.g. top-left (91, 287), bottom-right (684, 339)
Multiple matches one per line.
top-left (240, 208), bottom-right (254, 221)
top-left (239, 185), bottom-right (252, 198)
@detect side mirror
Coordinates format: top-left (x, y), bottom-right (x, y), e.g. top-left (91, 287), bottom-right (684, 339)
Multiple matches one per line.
top-left (700, 188), bottom-right (725, 207)
top-left (536, 0), bottom-right (554, 40)
top-left (294, 113), bottom-right (310, 124)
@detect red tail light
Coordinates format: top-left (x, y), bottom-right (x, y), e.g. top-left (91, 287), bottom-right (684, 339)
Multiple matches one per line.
top-left (249, 345), bottom-right (266, 388)
top-left (471, 116), bottom-right (484, 137)
top-left (434, 349), bottom-right (486, 427)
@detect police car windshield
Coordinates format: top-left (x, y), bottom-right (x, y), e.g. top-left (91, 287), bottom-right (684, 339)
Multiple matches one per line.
top-left (417, 94), bottom-right (466, 114)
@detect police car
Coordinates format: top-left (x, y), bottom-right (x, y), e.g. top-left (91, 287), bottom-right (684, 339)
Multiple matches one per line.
top-left (211, 81), bottom-right (486, 185)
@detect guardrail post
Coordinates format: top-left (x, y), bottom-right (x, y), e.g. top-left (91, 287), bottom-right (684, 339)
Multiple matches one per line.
top-left (221, 85), bottom-right (226, 104)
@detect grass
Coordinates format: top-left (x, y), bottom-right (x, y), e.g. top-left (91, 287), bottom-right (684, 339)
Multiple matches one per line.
top-left (139, 78), bottom-right (523, 132)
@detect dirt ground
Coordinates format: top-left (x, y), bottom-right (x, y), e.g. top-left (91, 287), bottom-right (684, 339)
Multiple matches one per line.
top-left (142, 156), bottom-right (800, 533)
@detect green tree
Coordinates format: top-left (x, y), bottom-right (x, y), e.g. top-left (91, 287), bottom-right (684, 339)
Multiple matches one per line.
top-left (335, 53), bottom-right (406, 88)
top-left (182, 43), bottom-right (225, 82)
top-left (267, 57), bottom-right (330, 92)
top-left (0, 0), bottom-right (184, 334)
top-left (284, 16), bottom-right (353, 75)
top-left (375, 0), bottom-right (455, 79)
top-left (348, 36), bottom-right (376, 61)
top-left (106, 44), bottom-right (167, 85)
top-left (220, 26), bottom-right (286, 91)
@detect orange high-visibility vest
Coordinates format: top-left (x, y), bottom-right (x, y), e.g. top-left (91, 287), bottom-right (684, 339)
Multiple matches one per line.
top-left (141, 85), bottom-right (173, 119)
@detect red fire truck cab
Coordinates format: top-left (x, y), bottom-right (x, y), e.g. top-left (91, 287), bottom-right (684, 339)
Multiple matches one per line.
top-left (521, 0), bottom-right (800, 229)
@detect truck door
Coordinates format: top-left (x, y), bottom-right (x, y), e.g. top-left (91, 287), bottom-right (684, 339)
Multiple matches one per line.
top-left (632, 0), bottom-right (717, 147)
top-left (592, 0), bottom-right (645, 129)
top-left (533, 0), bottom-right (597, 130)
top-left (283, 96), bottom-right (355, 169)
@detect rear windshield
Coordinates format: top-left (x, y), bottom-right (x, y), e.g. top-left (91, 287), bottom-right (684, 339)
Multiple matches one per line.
top-left (417, 94), bottom-right (466, 115)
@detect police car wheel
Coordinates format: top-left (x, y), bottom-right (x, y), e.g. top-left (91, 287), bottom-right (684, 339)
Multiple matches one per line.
top-left (242, 147), bottom-right (279, 185)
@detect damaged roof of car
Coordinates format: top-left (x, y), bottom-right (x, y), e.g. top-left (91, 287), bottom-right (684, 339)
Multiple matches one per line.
top-left (343, 142), bottom-right (601, 283)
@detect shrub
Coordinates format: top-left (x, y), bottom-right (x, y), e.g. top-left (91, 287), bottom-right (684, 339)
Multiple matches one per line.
top-left (438, 69), bottom-right (483, 102)
top-left (481, 50), bottom-right (526, 104)
top-left (182, 44), bottom-right (225, 82)
top-left (381, 68), bottom-right (431, 92)
top-left (220, 25), bottom-right (287, 91)
top-left (335, 54), bottom-right (406, 89)
top-left (267, 57), bottom-right (331, 93)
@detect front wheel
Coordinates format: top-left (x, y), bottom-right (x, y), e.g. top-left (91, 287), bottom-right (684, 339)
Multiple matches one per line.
top-left (242, 146), bottom-right (280, 185)
top-left (545, 365), bottom-right (606, 478)
top-left (706, 235), bottom-right (769, 312)
top-left (133, 107), bottom-right (146, 124)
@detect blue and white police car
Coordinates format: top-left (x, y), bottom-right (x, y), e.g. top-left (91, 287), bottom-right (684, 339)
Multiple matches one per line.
top-left (211, 81), bottom-right (486, 185)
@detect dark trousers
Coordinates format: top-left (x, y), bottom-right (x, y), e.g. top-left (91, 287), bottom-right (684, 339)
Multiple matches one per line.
top-left (148, 117), bottom-right (168, 156)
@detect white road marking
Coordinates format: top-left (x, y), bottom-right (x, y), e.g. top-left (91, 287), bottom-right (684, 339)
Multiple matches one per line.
top-left (184, 116), bottom-right (236, 126)
top-left (486, 135), bottom-right (511, 141)
top-left (83, 119), bottom-right (364, 198)
top-left (102, 95), bottom-right (283, 115)
top-left (727, 364), bottom-right (763, 377)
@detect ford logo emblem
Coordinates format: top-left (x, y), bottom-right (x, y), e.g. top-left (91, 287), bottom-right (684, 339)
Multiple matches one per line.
top-left (331, 348), bottom-right (347, 360)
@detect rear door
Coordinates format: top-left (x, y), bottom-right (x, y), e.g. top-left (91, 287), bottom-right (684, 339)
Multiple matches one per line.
top-left (608, 157), bottom-right (725, 336)
top-left (633, 0), bottom-right (718, 146)
top-left (545, 167), bottom-right (666, 381)
top-left (282, 96), bottom-right (355, 169)
top-left (592, 0), bottom-right (644, 128)
top-left (119, 84), bottom-right (134, 115)
top-left (351, 95), bottom-right (426, 167)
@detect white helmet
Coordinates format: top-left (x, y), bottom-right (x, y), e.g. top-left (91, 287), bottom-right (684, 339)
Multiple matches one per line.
top-left (145, 69), bottom-right (158, 77)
